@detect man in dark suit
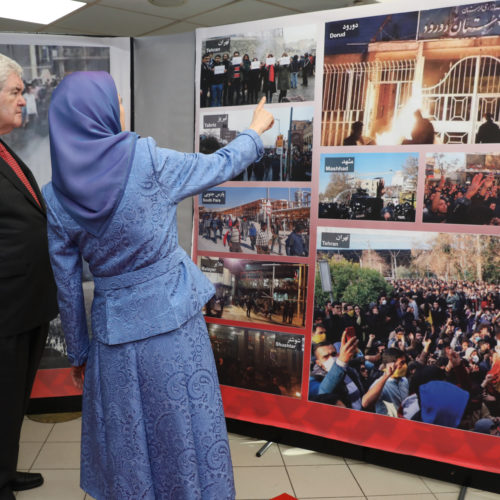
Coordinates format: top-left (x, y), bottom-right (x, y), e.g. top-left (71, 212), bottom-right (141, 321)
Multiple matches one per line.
top-left (0, 54), bottom-right (58, 500)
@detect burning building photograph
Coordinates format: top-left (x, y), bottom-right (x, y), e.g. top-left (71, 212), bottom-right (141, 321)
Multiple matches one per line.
top-left (208, 323), bottom-right (303, 398)
top-left (198, 257), bottom-right (308, 328)
top-left (322, 2), bottom-right (500, 146)
top-left (424, 152), bottom-right (500, 224)
top-left (200, 25), bottom-right (317, 107)
top-left (199, 105), bottom-right (313, 181)
top-left (318, 152), bottom-right (418, 222)
top-left (198, 187), bottom-right (311, 256)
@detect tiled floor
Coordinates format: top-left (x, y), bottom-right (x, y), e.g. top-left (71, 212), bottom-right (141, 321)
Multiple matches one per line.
top-left (17, 416), bottom-right (500, 500)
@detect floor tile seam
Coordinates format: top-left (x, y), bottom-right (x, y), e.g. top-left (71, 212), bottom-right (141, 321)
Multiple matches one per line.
top-left (345, 461), bottom-right (370, 498)
top-left (283, 459), bottom-right (298, 499)
top-left (232, 464), bottom-right (288, 468)
top-left (25, 440), bottom-right (46, 472)
top-left (27, 466), bottom-right (82, 470)
top-left (284, 463), bottom-right (353, 467)
top-left (44, 439), bottom-right (82, 443)
top-left (21, 421), bottom-right (55, 445)
top-left (43, 422), bottom-right (57, 443)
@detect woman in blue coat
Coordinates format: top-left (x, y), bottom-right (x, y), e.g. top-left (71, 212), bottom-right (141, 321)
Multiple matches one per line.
top-left (43, 72), bottom-right (273, 500)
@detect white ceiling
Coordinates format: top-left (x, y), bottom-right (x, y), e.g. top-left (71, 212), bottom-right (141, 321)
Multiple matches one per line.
top-left (0, 0), bottom-right (378, 37)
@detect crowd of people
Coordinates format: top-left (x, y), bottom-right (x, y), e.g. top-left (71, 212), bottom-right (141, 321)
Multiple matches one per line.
top-left (310, 278), bottom-right (500, 435)
top-left (199, 213), bottom-right (309, 256)
top-left (424, 172), bottom-right (499, 225)
top-left (200, 50), bottom-right (315, 107)
top-left (214, 344), bottom-right (301, 398)
top-left (200, 136), bottom-right (312, 181)
top-left (6, 77), bottom-right (59, 145)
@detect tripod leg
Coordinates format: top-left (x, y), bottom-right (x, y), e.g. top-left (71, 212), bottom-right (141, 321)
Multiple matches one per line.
top-left (256, 441), bottom-right (274, 457)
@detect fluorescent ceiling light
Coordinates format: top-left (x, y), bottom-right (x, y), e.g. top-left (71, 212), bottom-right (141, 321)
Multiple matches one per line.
top-left (0, 0), bottom-right (85, 25)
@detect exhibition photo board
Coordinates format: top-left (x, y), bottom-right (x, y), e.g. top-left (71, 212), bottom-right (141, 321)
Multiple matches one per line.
top-left (0, 33), bottom-right (132, 401)
top-left (194, 0), bottom-right (500, 476)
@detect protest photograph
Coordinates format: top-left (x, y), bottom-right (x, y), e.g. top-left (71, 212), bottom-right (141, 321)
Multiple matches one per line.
top-left (199, 257), bottom-right (308, 329)
top-left (322, 2), bottom-right (500, 146)
top-left (200, 25), bottom-right (316, 108)
top-left (208, 323), bottom-right (304, 398)
top-left (310, 226), bottom-right (500, 433)
top-left (198, 187), bottom-right (310, 256)
top-left (424, 152), bottom-right (500, 225)
top-left (0, 43), bottom-right (110, 186)
top-left (199, 105), bottom-right (313, 181)
top-left (318, 152), bottom-right (418, 222)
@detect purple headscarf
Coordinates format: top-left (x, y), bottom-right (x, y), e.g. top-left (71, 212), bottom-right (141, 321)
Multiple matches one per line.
top-left (49, 71), bottom-right (138, 237)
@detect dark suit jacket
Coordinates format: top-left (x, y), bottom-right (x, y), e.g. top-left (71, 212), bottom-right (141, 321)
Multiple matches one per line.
top-left (0, 138), bottom-right (58, 336)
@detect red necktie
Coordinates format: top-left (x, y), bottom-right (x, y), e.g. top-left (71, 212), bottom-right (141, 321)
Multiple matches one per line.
top-left (0, 142), bottom-right (41, 207)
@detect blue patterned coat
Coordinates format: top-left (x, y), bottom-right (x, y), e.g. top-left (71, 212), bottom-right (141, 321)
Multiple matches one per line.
top-left (42, 130), bottom-right (263, 500)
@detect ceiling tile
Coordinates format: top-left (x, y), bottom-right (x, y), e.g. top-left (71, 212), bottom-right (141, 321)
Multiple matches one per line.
top-left (193, 0), bottom-right (297, 26)
top-left (0, 18), bottom-right (44, 32)
top-left (51, 5), bottom-right (174, 36)
top-left (144, 20), bottom-right (206, 36)
top-left (97, 0), bottom-right (234, 20)
top-left (39, 24), bottom-right (102, 35)
top-left (264, 0), bottom-right (354, 12)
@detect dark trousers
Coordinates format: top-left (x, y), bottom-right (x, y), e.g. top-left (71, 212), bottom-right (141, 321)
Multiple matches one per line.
top-left (0, 324), bottom-right (48, 490)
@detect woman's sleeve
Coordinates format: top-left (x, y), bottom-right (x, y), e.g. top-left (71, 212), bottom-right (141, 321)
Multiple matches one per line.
top-left (153, 129), bottom-right (264, 204)
top-left (45, 202), bottom-right (89, 367)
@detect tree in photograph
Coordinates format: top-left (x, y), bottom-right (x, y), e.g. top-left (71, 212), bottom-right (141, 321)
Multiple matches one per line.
top-left (412, 233), bottom-right (499, 282)
top-left (401, 155), bottom-right (419, 191)
top-left (319, 172), bottom-right (352, 202)
top-left (315, 257), bottom-right (392, 309)
top-left (359, 249), bottom-right (389, 276)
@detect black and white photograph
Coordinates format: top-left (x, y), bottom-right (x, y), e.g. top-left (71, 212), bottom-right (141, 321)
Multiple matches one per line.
top-left (1, 43), bottom-right (110, 187)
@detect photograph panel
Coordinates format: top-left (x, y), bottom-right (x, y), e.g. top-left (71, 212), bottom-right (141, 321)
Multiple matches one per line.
top-left (322, 2), bottom-right (500, 146)
top-left (200, 105), bottom-right (313, 181)
top-left (200, 25), bottom-right (317, 108)
top-left (199, 257), bottom-right (308, 329)
top-left (198, 187), bottom-right (310, 256)
top-left (424, 152), bottom-right (499, 225)
top-left (310, 226), bottom-right (500, 433)
top-left (208, 323), bottom-right (304, 398)
top-left (319, 152), bottom-right (418, 222)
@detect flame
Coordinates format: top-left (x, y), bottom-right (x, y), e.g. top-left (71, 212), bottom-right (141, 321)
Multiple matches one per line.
top-left (376, 89), bottom-right (424, 146)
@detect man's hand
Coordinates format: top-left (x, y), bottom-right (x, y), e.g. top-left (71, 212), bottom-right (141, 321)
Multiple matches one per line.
top-left (447, 349), bottom-right (461, 368)
top-left (338, 330), bottom-right (358, 364)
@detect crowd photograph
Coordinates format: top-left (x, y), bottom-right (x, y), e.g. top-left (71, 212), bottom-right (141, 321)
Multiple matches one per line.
top-left (0, 43), bottom-right (110, 186)
top-left (198, 187), bottom-right (310, 256)
top-left (199, 257), bottom-right (308, 329)
top-left (199, 105), bottom-right (313, 181)
top-left (318, 152), bottom-right (418, 222)
top-left (208, 323), bottom-right (303, 398)
top-left (424, 152), bottom-right (500, 225)
top-left (200, 25), bottom-right (316, 107)
top-left (310, 227), bottom-right (500, 434)
top-left (322, 3), bottom-right (500, 146)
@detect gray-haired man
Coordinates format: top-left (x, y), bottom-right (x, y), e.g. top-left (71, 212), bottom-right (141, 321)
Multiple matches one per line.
top-left (0, 53), bottom-right (58, 500)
